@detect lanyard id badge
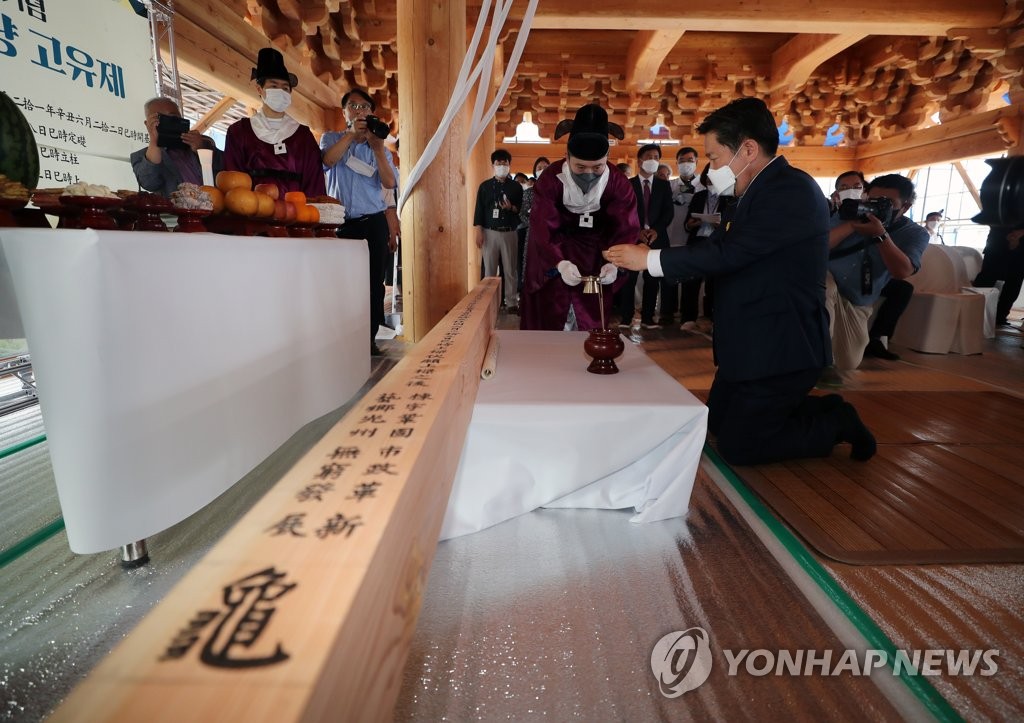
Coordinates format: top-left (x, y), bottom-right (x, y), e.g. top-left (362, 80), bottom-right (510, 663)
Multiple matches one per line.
top-left (579, 212), bottom-right (593, 228)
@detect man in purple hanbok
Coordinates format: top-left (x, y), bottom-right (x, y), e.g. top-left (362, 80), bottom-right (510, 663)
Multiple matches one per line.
top-left (223, 48), bottom-right (326, 198)
top-left (520, 104), bottom-right (640, 331)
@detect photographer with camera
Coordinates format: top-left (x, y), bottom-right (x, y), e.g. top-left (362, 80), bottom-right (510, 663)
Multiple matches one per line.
top-left (321, 87), bottom-right (398, 356)
top-left (826, 174), bottom-right (928, 372)
top-left (130, 97), bottom-right (223, 198)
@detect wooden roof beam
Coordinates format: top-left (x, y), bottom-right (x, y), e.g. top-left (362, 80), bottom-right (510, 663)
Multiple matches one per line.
top-left (770, 33), bottom-right (866, 92)
top-left (506, 0), bottom-right (1004, 35)
top-left (168, 14), bottom-right (329, 132)
top-left (175, 0), bottom-right (340, 111)
top-left (625, 29), bottom-right (685, 94)
top-left (192, 96), bottom-right (238, 134)
top-left (769, 33), bottom-right (866, 110)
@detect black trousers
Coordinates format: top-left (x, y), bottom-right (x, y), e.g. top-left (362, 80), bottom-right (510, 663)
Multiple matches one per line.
top-left (659, 279), bottom-right (679, 322)
top-left (338, 211), bottom-right (390, 346)
top-left (613, 270), bottom-right (640, 321)
top-left (868, 278), bottom-right (913, 339)
top-left (640, 269), bottom-right (661, 322)
top-left (974, 228), bottom-right (1024, 323)
top-left (707, 367), bottom-right (841, 466)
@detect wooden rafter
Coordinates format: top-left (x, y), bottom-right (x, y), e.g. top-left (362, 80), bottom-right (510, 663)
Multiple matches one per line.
top-left (192, 96), bottom-right (238, 134)
top-left (625, 29), bottom-right (685, 94)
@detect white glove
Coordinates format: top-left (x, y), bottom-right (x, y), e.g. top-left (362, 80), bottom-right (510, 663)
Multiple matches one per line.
top-left (599, 262), bottom-right (617, 285)
top-left (557, 260), bottom-right (582, 286)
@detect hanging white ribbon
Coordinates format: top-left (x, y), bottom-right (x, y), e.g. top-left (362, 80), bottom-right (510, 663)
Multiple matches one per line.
top-left (397, 0), bottom-right (539, 217)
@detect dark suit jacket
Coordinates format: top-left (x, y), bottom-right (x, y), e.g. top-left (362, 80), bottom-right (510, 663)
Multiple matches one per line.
top-left (631, 174), bottom-right (674, 248)
top-left (658, 156), bottom-right (832, 382)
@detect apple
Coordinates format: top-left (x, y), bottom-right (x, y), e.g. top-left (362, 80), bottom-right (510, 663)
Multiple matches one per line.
top-left (284, 200), bottom-right (297, 223)
top-left (272, 198), bottom-right (288, 222)
top-left (254, 183), bottom-right (280, 200)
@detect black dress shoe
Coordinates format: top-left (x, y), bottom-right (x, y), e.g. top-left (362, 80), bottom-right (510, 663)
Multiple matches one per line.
top-left (863, 338), bottom-right (900, 360)
top-left (835, 402), bottom-right (877, 461)
top-left (371, 343), bottom-right (384, 356)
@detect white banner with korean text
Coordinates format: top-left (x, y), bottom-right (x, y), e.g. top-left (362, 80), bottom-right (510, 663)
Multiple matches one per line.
top-left (0, 0), bottom-right (152, 190)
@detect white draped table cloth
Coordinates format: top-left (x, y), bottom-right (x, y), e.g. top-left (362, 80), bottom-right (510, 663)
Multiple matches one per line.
top-left (0, 228), bottom-right (369, 553)
top-left (440, 330), bottom-right (708, 539)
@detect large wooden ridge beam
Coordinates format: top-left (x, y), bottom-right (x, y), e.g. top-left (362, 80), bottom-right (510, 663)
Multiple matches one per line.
top-left (854, 105), bottom-right (1024, 174)
top-left (516, 0), bottom-right (1005, 35)
top-left (50, 279), bottom-right (502, 723)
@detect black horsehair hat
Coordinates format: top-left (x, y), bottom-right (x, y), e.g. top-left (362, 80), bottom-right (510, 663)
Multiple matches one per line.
top-left (555, 104), bottom-right (625, 161)
top-left (252, 48), bottom-right (298, 88)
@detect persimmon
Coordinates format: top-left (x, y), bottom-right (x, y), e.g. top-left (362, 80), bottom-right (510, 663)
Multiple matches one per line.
top-left (284, 191), bottom-right (306, 206)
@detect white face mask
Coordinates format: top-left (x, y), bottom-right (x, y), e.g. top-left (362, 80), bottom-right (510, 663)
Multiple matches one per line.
top-left (706, 150), bottom-right (747, 197)
top-left (677, 161), bottom-right (697, 178)
top-left (926, 220), bottom-right (938, 231)
top-left (837, 188), bottom-right (864, 202)
top-left (493, 164), bottom-right (510, 179)
top-left (263, 88), bottom-right (292, 113)
top-left (641, 159), bottom-right (661, 175)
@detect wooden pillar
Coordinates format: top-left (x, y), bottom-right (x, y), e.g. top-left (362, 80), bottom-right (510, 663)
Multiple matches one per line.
top-left (398, 0), bottom-right (468, 342)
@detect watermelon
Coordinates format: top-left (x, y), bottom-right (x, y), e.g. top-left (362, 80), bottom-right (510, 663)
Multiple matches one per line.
top-left (0, 90), bottom-right (40, 190)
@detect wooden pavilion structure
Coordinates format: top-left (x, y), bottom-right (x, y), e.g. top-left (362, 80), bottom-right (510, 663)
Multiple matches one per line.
top-left (168, 0), bottom-right (1023, 340)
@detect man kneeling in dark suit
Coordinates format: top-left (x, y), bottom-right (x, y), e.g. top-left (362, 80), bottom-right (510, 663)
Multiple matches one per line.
top-left (603, 98), bottom-right (875, 465)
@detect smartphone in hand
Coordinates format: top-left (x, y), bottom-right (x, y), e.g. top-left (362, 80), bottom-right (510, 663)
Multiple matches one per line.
top-left (156, 113), bottom-right (190, 149)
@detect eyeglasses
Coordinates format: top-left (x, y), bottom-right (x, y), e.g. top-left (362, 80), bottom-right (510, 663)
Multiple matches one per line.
top-left (346, 102), bottom-right (372, 111)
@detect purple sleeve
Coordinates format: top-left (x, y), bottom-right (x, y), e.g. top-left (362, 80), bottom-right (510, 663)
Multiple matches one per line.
top-left (223, 120), bottom-right (247, 173)
top-left (298, 127), bottom-right (327, 197)
top-left (603, 172), bottom-right (642, 248)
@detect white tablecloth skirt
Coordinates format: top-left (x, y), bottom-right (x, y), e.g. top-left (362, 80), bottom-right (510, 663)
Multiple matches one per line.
top-left (440, 331), bottom-right (708, 539)
top-left (1, 228), bottom-right (370, 553)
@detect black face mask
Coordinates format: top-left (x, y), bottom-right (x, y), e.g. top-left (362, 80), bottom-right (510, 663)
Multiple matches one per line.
top-left (571, 171), bottom-right (600, 193)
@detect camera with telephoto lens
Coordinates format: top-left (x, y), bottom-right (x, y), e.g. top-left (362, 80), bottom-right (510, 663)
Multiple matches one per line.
top-left (364, 115), bottom-right (390, 139)
top-left (973, 156), bottom-right (1024, 227)
top-left (838, 196), bottom-right (894, 226)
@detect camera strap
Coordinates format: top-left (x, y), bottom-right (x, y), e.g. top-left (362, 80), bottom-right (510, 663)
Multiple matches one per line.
top-left (860, 250), bottom-right (873, 296)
